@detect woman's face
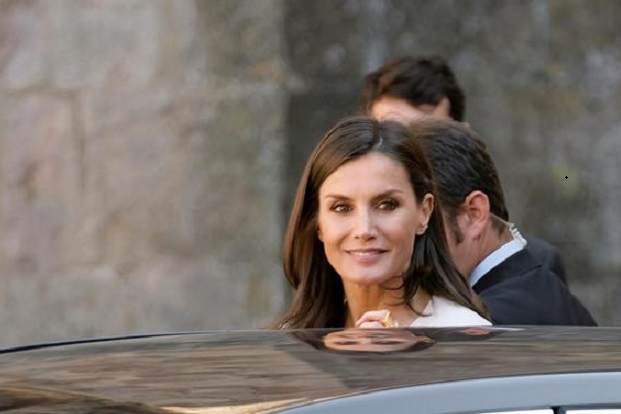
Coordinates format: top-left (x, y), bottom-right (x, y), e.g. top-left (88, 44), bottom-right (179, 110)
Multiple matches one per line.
top-left (317, 152), bottom-right (433, 287)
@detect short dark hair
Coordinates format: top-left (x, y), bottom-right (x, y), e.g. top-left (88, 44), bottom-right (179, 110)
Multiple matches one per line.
top-left (362, 55), bottom-right (466, 122)
top-left (413, 120), bottom-right (509, 227)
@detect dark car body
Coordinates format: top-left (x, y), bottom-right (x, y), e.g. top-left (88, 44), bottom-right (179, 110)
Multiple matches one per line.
top-left (0, 326), bottom-right (620, 413)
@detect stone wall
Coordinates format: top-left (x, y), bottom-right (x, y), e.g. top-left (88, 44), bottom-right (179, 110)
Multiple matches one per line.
top-left (0, 0), bottom-right (286, 347)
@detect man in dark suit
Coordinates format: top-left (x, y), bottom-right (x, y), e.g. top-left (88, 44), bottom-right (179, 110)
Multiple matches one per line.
top-left (361, 54), bottom-right (568, 284)
top-left (415, 120), bottom-right (596, 325)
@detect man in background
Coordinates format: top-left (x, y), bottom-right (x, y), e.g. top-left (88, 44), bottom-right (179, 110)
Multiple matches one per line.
top-left (412, 120), bottom-right (596, 325)
top-left (362, 54), bottom-right (568, 284)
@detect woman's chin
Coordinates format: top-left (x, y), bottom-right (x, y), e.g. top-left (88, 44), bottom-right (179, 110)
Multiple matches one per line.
top-left (343, 273), bottom-right (392, 287)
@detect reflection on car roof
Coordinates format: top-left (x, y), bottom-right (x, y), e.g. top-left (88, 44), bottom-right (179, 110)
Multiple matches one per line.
top-left (0, 327), bottom-right (620, 413)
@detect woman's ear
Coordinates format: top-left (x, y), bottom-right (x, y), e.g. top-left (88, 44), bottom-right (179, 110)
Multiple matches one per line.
top-left (421, 193), bottom-right (434, 222)
top-left (417, 193), bottom-right (434, 235)
top-left (317, 227), bottom-right (323, 242)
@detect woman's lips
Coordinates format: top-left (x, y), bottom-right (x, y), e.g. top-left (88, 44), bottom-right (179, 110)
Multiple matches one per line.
top-left (346, 248), bottom-right (387, 264)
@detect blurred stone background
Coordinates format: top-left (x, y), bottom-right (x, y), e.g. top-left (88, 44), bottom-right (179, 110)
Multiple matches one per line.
top-left (0, 0), bottom-right (619, 347)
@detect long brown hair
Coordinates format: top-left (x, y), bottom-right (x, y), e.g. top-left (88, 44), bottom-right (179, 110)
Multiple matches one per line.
top-left (274, 116), bottom-right (487, 328)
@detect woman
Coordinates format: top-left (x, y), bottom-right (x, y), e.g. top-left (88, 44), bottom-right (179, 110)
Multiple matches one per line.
top-left (275, 116), bottom-right (490, 329)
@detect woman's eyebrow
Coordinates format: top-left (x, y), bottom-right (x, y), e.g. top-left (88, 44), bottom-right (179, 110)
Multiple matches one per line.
top-left (370, 189), bottom-right (405, 201)
top-left (322, 194), bottom-right (350, 200)
top-left (323, 189), bottom-right (404, 199)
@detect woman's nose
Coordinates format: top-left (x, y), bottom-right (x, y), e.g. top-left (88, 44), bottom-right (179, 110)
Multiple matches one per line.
top-left (353, 209), bottom-right (376, 240)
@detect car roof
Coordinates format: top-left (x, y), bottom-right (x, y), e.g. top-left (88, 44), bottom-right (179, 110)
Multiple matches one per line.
top-left (0, 326), bottom-right (620, 413)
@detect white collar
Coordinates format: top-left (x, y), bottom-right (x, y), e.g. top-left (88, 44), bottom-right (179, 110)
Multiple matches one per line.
top-left (468, 227), bottom-right (527, 288)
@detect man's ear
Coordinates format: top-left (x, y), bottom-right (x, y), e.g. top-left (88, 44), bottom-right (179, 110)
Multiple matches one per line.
top-left (432, 97), bottom-right (453, 121)
top-left (462, 190), bottom-right (490, 237)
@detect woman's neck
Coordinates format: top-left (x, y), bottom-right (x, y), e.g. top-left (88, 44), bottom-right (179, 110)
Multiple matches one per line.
top-left (343, 280), bottom-right (431, 327)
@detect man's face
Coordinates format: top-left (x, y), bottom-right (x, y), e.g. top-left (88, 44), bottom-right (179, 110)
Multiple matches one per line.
top-left (370, 96), bottom-right (453, 123)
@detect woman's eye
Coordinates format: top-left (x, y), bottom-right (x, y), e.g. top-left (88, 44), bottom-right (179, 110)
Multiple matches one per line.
top-left (331, 204), bottom-right (351, 213)
top-left (378, 199), bottom-right (398, 210)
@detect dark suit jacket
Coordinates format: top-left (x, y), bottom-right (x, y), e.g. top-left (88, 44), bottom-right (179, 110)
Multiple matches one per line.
top-left (473, 249), bottom-right (597, 326)
top-left (524, 235), bottom-right (567, 284)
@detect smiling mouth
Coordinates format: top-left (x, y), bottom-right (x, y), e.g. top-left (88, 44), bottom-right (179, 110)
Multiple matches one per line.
top-left (346, 249), bottom-right (387, 257)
